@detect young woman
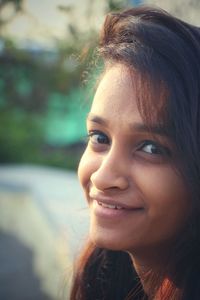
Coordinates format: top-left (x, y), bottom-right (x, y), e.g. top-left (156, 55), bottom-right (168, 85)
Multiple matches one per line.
top-left (70, 6), bottom-right (200, 300)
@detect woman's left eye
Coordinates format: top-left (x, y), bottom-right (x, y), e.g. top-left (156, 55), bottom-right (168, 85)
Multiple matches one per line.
top-left (138, 140), bottom-right (171, 156)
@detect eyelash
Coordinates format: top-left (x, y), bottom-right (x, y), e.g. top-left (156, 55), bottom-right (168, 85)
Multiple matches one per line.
top-left (87, 130), bottom-right (171, 156)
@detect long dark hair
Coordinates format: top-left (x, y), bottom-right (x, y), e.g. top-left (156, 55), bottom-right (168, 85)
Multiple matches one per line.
top-left (70, 6), bottom-right (200, 300)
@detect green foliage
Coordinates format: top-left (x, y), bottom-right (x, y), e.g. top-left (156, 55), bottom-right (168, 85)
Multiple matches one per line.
top-left (0, 40), bottom-right (93, 169)
top-left (107, 0), bottom-right (127, 11)
top-left (0, 0), bottom-right (106, 170)
top-left (0, 110), bottom-right (44, 163)
top-left (0, 109), bottom-right (85, 170)
top-left (39, 144), bottom-right (85, 171)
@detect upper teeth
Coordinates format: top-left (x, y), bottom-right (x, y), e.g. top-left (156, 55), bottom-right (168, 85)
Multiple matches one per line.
top-left (97, 201), bottom-right (124, 210)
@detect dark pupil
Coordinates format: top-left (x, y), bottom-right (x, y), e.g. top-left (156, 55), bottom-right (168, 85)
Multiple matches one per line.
top-left (98, 134), bottom-right (107, 144)
top-left (150, 144), bottom-right (161, 154)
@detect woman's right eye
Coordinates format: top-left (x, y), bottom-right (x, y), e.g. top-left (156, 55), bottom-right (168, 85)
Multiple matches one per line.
top-left (87, 131), bottom-right (110, 145)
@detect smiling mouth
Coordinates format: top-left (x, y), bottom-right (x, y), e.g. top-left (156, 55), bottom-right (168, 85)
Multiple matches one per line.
top-left (93, 199), bottom-right (144, 219)
top-left (96, 200), bottom-right (143, 211)
top-left (97, 200), bottom-right (125, 210)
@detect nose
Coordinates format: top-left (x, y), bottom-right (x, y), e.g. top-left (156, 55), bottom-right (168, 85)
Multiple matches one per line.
top-left (90, 147), bottom-right (129, 191)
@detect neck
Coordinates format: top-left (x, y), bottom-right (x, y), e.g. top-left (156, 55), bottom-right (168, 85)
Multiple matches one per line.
top-left (128, 247), bottom-right (172, 298)
top-left (129, 246), bottom-right (169, 274)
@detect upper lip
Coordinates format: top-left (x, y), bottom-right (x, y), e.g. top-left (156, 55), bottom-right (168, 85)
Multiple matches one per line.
top-left (89, 193), bottom-right (143, 210)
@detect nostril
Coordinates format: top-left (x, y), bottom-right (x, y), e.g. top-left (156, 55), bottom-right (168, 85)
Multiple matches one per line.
top-left (90, 171), bottom-right (129, 191)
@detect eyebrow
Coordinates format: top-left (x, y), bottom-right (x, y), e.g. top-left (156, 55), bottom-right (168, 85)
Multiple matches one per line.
top-left (87, 113), bottom-right (169, 137)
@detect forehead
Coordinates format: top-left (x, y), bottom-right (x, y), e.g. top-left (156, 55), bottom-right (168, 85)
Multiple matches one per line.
top-left (91, 64), bottom-right (141, 121)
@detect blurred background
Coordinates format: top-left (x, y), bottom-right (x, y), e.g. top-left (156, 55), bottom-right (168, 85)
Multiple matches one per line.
top-left (0, 0), bottom-right (199, 299)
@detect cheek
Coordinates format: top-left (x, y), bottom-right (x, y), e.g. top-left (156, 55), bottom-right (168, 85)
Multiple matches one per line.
top-left (133, 164), bottom-right (190, 222)
top-left (78, 148), bottom-right (98, 191)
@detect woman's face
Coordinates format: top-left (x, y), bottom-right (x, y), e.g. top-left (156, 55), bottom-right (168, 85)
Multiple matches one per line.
top-left (78, 64), bottom-right (190, 256)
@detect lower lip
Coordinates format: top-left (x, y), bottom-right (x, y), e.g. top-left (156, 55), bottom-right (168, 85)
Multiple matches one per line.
top-left (92, 200), bottom-right (143, 219)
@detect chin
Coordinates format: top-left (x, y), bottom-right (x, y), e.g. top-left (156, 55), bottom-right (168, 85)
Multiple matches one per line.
top-left (89, 226), bottom-right (129, 251)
